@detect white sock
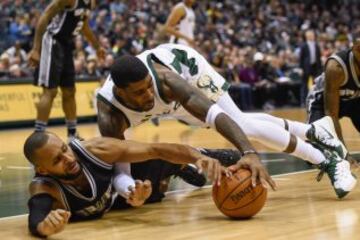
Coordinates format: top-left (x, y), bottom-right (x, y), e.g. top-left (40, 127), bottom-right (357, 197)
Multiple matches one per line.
top-left (216, 93), bottom-right (324, 164)
top-left (292, 137), bottom-right (325, 164)
top-left (243, 113), bottom-right (311, 140)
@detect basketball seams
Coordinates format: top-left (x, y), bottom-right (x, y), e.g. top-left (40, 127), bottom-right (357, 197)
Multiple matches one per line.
top-left (217, 174), bottom-right (252, 209)
top-left (221, 187), bottom-right (266, 212)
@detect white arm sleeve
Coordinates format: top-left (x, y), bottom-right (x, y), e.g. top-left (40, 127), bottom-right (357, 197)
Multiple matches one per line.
top-left (113, 163), bottom-right (136, 199)
top-left (205, 104), bottom-right (225, 129)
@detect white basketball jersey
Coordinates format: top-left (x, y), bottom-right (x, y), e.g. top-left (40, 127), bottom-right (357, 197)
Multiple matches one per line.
top-left (169, 2), bottom-right (195, 45)
top-left (97, 43), bottom-right (230, 129)
top-left (97, 75), bottom-right (179, 128)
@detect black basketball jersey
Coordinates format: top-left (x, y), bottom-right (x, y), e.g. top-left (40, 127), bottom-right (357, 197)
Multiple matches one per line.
top-left (312, 49), bottom-right (360, 101)
top-left (47, 0), bottom-right (91, 43)
top-left (32, 139), bottom-right (115, 221)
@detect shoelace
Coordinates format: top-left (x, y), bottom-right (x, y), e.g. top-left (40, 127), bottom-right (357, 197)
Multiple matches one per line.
top-left (316, 169), bottom-right (325, 182)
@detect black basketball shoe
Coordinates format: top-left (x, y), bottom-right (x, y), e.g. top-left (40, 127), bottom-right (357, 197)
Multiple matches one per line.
top-left (199, 148), bottom-right (241, 167)
top-left (174, 165), bottom-right (207, 187)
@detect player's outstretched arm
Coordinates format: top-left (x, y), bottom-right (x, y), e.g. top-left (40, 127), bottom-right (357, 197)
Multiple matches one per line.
top-left (83, 137), bottom-right (223, 184)
top-left (36, 209), bottom-right (71, 237)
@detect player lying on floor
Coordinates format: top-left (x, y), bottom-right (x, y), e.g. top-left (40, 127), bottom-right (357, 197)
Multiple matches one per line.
top-left (24, 131), bottom-right (227, 237)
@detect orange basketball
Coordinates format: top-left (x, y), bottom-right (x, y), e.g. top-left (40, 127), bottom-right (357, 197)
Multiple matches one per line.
top-left (212, 169), bottom-right (267, 218)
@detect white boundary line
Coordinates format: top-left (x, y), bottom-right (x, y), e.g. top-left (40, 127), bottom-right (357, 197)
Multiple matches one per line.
top-left (0, 169), bottom-right (317, 220)
top-left (0, 214), bottom-right (28, 221)
top-left (6, 166), bottom-right (32, 170)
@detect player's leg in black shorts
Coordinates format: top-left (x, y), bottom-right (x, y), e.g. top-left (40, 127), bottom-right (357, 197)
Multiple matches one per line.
top-left (34, 35), bottom-right (65, 89)
top-left (59, 42), bottom-right (75, 88)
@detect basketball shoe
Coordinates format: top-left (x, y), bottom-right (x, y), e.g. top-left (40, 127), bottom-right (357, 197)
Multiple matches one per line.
top-left (174, 148), bottom-right (241, 187)
top-left (306, 116), bottom-right (347, 159)
top-left (174, 164), bottom-right (207, 187)
top-left (198, 148), bottom-right (241, 167)
top-left (313, 143), bottom-right (357, 199)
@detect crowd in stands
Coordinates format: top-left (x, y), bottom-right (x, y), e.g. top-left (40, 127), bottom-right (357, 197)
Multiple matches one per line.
top-left (1, 0), bottom-right (360, 109)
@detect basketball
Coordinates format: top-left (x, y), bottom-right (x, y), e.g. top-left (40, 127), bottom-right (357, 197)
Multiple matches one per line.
top-left (212, 169), bottom-right (267, 219)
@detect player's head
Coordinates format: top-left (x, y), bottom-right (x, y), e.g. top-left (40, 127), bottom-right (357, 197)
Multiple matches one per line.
top-left (352, 33), bottom-right (360, 62)
top-left (110, 55), bottom-right (155, 111)
top-left (24, 132), bottom-right (81, 180)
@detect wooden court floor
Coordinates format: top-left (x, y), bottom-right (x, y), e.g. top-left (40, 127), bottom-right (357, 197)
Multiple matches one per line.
top-left (0, 109), bottom-right (360, 239)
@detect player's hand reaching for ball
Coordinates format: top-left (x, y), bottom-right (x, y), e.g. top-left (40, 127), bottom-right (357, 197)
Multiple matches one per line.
top-left (228, 153), bottom-right (276, 191)
top-left (195, 156), bottom-right (229, 186)
top-left (126, 180), bottom-right (152, 207)
top-left (37, 209), bottom-right (71, 237)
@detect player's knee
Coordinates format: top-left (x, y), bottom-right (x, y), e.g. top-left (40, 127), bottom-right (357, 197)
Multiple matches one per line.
top-left (44, 88), bottom-right (58, 99)
top-left (61, 87), bottom-right (76, 99)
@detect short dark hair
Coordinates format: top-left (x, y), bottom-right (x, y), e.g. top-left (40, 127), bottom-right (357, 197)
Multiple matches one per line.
top-left (110, 55), bottom-right (149, 88)
top-left (23, 132), bottom-right (50, 165)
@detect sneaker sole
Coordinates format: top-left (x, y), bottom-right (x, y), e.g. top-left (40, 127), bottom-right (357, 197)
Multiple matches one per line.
top-left (335, 177), bottom-right (357, 199)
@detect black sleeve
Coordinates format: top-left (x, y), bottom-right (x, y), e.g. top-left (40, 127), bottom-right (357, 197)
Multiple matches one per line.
top-left (28, 193), bottom-right (54, 238)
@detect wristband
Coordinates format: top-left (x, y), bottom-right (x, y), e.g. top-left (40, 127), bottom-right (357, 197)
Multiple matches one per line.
top-left (242, 150), bottom-right (258, 156)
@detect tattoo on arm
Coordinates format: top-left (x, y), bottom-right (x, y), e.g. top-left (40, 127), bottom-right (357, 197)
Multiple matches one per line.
top-left (97, 100), bottom-right (128, 139)
top-left (160, 69), bottom-right (212, 121)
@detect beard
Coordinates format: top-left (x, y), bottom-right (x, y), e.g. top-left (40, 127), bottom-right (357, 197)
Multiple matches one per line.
top-left (53, 165), bottom-right (83, 181)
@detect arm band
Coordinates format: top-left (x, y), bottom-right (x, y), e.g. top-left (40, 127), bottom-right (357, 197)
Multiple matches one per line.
top-left (205, 104), bottom-right (225, 129)
top-left (28, 193), bottom-right (54, 238)
top-left (113, 163), bottom-right (136, 199)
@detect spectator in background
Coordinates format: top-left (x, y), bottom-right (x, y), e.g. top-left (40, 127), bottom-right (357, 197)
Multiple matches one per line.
top-left (4, 41), bottom-right (28, 68)
top-left (253, 52), bottom-right (277, 110)
top-left (85, 55), bottom-right (102, 78)
top-left (9, 64), bottom-right (24, 78)
top-left (0, 53), bottom-right (10, 79)
top-left (299, 29), bottom-right (322, 106)
top-left (3, 0), bottom-right (360, 111)
top-left (101, 53), bottom-right (115, 76)
top-left (0, 53), bottom-right (11, 76)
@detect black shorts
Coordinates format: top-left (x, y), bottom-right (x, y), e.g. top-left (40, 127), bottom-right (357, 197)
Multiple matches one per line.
top-left (111, 160), bottom-right (182, 209)
top-left (307, 92), bottom-right (360, 132)
top-left (34, 33), bottom-right (75, 89)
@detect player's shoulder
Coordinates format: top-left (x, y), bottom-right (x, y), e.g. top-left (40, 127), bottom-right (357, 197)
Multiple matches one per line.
top-left (29, 177), bottom-right (60, 198)
top-left (326, 58), bottom-right (345, 74)
top-left (324, 58), bottom-right (346, 86)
